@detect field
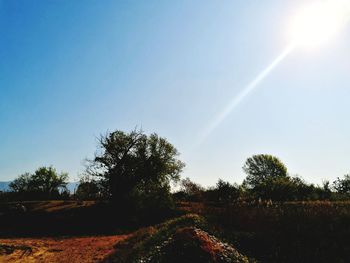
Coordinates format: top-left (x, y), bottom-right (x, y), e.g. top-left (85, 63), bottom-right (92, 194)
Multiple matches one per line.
top-left (179, 201), bottom-right (350, 262)
top-left (0, 235), bottom-right (128, 263)
top-left (0, 201), bottom-right (130, 262)
top-left (0, 201), bottom-right (141, 237)
top-left (1, 200), bottom-right (350, 262)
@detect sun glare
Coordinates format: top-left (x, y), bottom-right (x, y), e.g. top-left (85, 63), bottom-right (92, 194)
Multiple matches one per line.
top-left (196, 1), bottom-right (350, 145)
top-left (290, 0), bottom-right (350, 47)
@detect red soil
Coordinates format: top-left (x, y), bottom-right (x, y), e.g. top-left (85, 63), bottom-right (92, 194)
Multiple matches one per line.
top-left (0, 234), bottom-right (129, 263)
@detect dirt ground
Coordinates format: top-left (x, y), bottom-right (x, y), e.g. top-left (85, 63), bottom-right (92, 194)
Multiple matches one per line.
top-left (0, 234), bottom-right (129, 263)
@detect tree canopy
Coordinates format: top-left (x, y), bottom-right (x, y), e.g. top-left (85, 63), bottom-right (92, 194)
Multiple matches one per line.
top-left (243, 154), bottom-right (288, 189)
top-left (9, 166), bottom-right (68, 199)
top-left (215, 179), bottom-right (240, 203)
top-left (333, 174), bottom-right (350, 195)
top-left (86, 129), bottom-right (185, 212)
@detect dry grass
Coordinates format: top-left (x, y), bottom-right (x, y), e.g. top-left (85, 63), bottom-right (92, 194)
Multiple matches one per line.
top-left (178, 201), bottom-right (350, 263)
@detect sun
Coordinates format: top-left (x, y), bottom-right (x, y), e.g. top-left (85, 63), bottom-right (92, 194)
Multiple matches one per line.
top-left (290, 0), bottom-right (350, 47)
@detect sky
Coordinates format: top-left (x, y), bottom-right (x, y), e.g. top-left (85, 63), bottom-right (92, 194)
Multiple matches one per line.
top-left (1, 0), bottom-right (350, 186)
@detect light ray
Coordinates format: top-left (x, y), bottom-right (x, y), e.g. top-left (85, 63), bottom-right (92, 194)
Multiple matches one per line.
top-left (197, 44), bottom-right (296, 146)
top-left (194, 0), bottom-right (350, 148)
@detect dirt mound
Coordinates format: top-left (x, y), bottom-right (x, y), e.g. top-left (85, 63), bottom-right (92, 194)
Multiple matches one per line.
top-left (143, 227), bottom-right (250, 263)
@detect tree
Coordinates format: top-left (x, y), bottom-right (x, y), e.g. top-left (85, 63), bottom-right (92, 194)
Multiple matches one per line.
top-left (333, 174), bottom-right (350, 195)
top-left (243, 154), bottom-right (288, 190)
top-left (30, 167), bottom-right (68, 195)
top-left (253, 176), bottom-right (297, 201)
top-left (316, 180), bottom-right (332, 200)
top-left (9, 166), bottom-right (68, 199)
top-left (9, 173), bottom-right (32, 192)
top-left (290, 176), bottom-right (318, 200)
top-left (86, 129), bottom-right (185, 213)
top-left (76, 175), bottom-right (101, 200)
top-left (178, 177), bottom-right (204, 201)
top-left (215, 179), bottom-right (240, 203)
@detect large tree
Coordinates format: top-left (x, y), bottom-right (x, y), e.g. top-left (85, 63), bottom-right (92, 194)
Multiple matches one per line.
top-left (86, 129), bottom-right (185, 210)
top-left (242, 154), bottom-right (288, 193)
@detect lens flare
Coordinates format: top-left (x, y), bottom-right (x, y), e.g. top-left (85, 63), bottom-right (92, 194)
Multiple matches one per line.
top-left (197, 44), bottom-right (295, 146)
top-left (195, 1), bottom-right (350, 146)
top-left (290, 0), bottom-right (350, 47)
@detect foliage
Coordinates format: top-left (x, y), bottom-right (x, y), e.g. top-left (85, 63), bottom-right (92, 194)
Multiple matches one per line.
top-left (202, 180), bottom-right (241, 203)
top-left (76, 181), bottom-right (101, 200)
top-left (215, 179), bottom-right (240, 203)
top-left (246, 176), bottom-right (291, 201)
top-left (9, 166), bottom-right (68, 200)
top-left (75, 175), bottom-right (101, 200)
top-left (174, 175), bottom-right (339, 203)
top-left (171, 153), bottom-right (350, 202)
top-left (182, 201), bottom-right (350, 263)
top-left (175, 177), bottom-right (205, 202)
top-left (242, 154), bottom-right (288, 191)
top-left (333, 174), bottom-right (350, 195)
top-left (8, 173), bottom-right (32, 192)
top-left (242, 174), bottom-right (337, 201)
top-left (174, 179), bottom-right (240, 204)
top-left (86, 129), bottom-right (185, 215)
top-left (316, 180), bottom-right (332, 200)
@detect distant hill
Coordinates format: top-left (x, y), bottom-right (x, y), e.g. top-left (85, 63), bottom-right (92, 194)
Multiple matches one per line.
top-left (0, 181), bottom-right (78, 193)
top-left (0, 181), bottom-right (11, 192)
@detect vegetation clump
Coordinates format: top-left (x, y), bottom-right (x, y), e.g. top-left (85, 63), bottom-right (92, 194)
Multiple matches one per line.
top-left (105, 213), bottom-right (251, 263)
top-left (143, 227), bottom-right (251, 263)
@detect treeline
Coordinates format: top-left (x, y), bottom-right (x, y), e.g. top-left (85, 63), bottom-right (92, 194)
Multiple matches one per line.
top-left (175, 176), bottom-right (350, 204)
top-left (1, 129), bottom-right (184, 222)
top-left (0, 167), bottom-right (70, 201)
top-left (175, 155), bottom-right (350, 203)
top-left (2, 129), bottom-right (350, 206)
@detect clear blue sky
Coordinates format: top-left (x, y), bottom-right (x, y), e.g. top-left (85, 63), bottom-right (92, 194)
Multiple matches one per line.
top-left (1, 0), bottom-right (349, 186)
